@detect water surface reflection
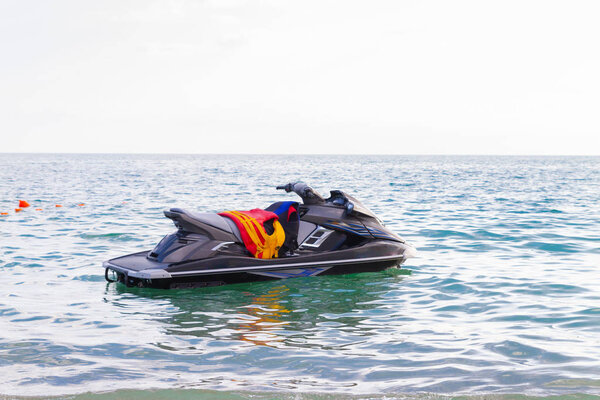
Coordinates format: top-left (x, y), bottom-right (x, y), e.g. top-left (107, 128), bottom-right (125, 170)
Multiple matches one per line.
top-left (107, 270), bottom-right (408, 352)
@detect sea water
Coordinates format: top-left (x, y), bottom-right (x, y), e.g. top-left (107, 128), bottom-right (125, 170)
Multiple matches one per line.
top-left (0, 154), bottom-right (599, 399)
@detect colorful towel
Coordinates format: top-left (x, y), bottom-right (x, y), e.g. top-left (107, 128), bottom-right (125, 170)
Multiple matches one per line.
top-left (219, 209), bottom-right (285, 259)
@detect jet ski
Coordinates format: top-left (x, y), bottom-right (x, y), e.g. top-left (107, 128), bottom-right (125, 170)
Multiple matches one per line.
top-left (103, 183), bottom-right (417, 289)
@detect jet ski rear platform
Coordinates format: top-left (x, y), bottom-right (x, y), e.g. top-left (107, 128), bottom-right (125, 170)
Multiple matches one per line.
top-left (103, 183), bottom-right (417, 289)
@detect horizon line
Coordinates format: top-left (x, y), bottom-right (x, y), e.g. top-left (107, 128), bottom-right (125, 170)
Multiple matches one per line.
top-left (1, 152), bottom-right (599, 157)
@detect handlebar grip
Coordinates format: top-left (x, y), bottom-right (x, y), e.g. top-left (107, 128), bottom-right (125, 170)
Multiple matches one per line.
top-left (276, 183), bottom-right (294, 192)
top-left (275, 182), bottom-right (324, 203)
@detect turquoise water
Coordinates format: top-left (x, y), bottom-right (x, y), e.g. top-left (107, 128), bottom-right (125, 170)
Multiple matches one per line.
top-left (1, 154), bottom-right (599, 398)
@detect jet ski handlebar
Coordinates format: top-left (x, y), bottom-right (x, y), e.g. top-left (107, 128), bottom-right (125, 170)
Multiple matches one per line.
top-left (276, 182), bottom-right (325, 205)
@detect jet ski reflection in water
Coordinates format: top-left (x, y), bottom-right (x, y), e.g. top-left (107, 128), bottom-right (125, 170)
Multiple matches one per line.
top-left (103, 183), bottom-right (417, 289)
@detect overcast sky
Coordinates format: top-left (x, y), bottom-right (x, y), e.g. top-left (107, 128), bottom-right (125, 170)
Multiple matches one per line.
top-left (1, 0), bottom-right (599, 154)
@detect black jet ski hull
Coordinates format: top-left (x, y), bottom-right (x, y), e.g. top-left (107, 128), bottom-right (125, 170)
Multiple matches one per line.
top-left (103, 240), bottom-right (414, 289)
top-left (104, 254), bottom-right (405, 289)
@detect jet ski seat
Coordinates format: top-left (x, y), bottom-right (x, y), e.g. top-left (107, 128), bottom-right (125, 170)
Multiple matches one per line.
top-left (167, 208), bottom-right (243, 242)
top-left (265, 201), bottom-right (300, 255)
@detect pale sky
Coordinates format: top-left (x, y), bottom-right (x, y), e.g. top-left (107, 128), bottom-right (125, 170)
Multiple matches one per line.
top-left (1, 0), bottom-right (599, 154)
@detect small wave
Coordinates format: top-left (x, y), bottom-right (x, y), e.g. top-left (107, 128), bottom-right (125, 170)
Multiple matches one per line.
top-left (79, 232), bottom-right (143, 242)
top-left (546, 378), bottom-right (600, 388)
top-left (521, 241), bottom-right (582, 253)
top-left (418, 229), bottom-right (475, 239)
top-left (72, 274), bottom-right (105, 282)
top-left (2, 261), bottom-right (20, 268)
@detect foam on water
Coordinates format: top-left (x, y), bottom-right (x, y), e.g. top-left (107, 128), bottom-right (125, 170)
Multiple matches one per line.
top-left (1, 154), bottom-right (599, 397)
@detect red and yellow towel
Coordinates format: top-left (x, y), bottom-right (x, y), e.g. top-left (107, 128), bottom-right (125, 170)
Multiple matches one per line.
top-left (219, 209), bottom-right (285, 259)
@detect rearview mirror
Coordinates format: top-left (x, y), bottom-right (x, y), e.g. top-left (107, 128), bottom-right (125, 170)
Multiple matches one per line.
top-left (345, 201), bottom-right (354, 215)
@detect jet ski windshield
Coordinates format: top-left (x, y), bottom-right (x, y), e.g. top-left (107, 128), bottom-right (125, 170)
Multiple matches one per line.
top-left (343, 193), bottom-right (380, 220)
top-left (326, 190), bottom-right (380, 220)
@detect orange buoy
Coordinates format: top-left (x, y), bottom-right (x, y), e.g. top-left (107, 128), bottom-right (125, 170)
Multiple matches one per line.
top-left (35, 208), bottom-right (43, 211)
top-left (15, 208), bottom-right (23, 212)
top-left (77, 203), bottom-right (85, 206)
top-left (0, 212), bottom-right (8, 216)
top-left (19, 200), bottom-right (30, 208)
top-left (55, 204), bottom-right (62, 208)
